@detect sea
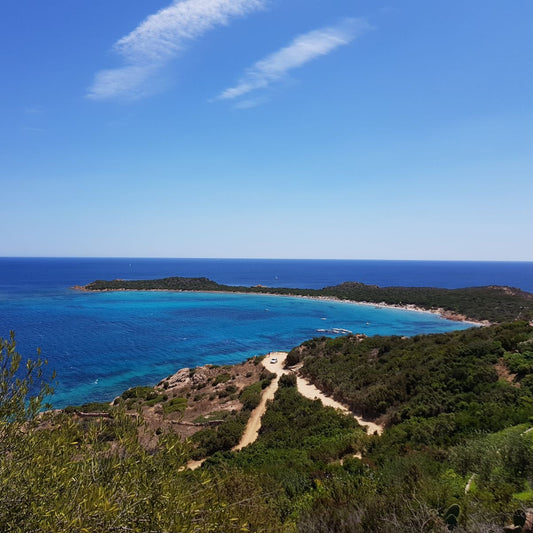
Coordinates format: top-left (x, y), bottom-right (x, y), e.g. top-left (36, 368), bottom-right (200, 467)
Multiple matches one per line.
top-left (1, 258), bottom-right (532, 408)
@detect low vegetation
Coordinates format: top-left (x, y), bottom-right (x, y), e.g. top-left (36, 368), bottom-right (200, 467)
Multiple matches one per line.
top-left (292, 322), bottom-right (533, 442)
top-left (80, 276), bottom-right (533, 323)
top-left (1, 320), bottom-right (533, 531)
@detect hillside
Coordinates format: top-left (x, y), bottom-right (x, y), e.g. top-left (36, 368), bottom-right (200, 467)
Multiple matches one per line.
top-left (288, 322), bottom-right (533, 443)
top-left (2, 322), bottom-right (533, 531)
top-left (78, 276), bottom-right (533, 323)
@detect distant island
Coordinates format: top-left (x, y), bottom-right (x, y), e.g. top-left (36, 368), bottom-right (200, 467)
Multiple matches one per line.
top-left (4, 276), bottom-right (533, 531)
top-left (74, 276), bottom-right (533, 324)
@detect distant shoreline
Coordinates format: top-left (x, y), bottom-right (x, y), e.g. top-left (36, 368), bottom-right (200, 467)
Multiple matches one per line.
top-left (72, 285), bottom-right (488, 327)
top-left (74, 275), bottom-right (533, 324)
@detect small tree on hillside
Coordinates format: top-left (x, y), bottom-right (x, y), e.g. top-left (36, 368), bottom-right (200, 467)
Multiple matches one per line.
top-left (0, 331), bottom-right (54, 424)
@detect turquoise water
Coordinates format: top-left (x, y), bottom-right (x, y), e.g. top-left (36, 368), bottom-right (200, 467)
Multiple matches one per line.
top-left (2, 288), bottom-right (472, 408)
top-left (2, 257), bottom-right (521, 408)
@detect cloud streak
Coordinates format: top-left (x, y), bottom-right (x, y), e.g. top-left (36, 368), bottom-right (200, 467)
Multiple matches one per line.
top-left (216, 18), bottom-right (372, 103)
top-left (88, 0), bottom-right (265, 100)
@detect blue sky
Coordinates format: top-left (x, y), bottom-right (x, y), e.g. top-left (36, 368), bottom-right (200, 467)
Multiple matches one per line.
top-left (1, 0), bottom-right (532, 260)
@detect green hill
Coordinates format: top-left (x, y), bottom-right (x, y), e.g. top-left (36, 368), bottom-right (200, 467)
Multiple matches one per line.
top-left (2, 322), bottom-right (533, 531)
top-left (79, 276), bottom-right (533, 323)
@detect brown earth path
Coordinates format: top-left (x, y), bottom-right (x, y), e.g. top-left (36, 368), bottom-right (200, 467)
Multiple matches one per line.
top-left (186, 351), bottom-right (287, 470)
top-left (186, 351), bottom-right (384, 470)
top-left (294, 372), bottom-right (384, 436)
top-left (244, 352), bottom-right (384, 443)
top-left (231, 352), bottom-right (288, 451)
top-left (279, 353), bottom-right (384, 436)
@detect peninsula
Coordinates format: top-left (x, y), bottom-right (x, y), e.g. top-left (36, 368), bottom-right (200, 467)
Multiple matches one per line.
top-left (4, 281), bottom-right (533, 531)
top-left (75, 276), bottom-right (533, 324)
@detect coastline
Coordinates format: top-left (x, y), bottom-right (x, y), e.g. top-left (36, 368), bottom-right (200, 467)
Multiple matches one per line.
top-left (71, 285), bottom-right (488, 327)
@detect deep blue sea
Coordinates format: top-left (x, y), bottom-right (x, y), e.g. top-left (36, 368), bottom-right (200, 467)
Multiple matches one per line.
top-left (1, 258), bottom-right (532, 408)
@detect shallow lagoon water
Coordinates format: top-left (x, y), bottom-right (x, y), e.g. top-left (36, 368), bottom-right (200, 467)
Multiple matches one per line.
top-left (4, 257), bottom-right (526, 407)
top-left (2, 288), bottom-right (472, 407)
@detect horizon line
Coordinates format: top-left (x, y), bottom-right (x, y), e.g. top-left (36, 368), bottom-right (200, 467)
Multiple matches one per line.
top-left (1, 256), bottom-right (532, 263)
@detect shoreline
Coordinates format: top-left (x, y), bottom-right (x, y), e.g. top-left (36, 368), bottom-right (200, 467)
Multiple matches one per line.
top-left (72, 285), bottom-right (488, 327)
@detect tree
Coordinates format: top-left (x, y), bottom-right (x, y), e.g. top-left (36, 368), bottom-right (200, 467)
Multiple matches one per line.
top-left (0, 331), bottom-right (54, 424)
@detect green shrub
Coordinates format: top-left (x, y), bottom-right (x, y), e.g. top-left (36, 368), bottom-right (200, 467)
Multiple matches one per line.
top-left (279, 374), bottom-right (296, 388)
top-left (64, 402), bottom-right (111, 414)
top-left (240, 382), bottom-right (262, 411)
top-left (121, 386), bottom-right (158, 401)
top-left (0, 331), bottom-right (54, 422)
top-left (285, 349), bottom-right (301, 366)
top-left (162, 397), bottom-right (187, 415)
top-left (144, 394), bottom-right (167, 407)
top-left (214, 373), bottom-right (231, 385)
top-left (505, 350), bottom-right (533, 375)
top-left (191, 413), bottom-right (248, 458)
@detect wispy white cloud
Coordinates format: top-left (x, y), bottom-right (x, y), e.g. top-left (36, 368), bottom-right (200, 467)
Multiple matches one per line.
top-left (234, 96), bottom-right (270, 109)
top-left (24, 106), bottom-right (45, 115)
top-left (89, 65), bottom-right (159, 101)
top-left (88, 0), bottom-right (266, 101)
top-left (216, 18), bottom-right (372, 104)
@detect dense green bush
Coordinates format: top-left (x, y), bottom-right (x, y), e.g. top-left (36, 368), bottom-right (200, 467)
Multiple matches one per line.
top-left (505, 350), bottom-right (533, 375)
top-left (191, 411), bottom-right (249, 459)
top-left (3, 322), bottom-right (533, 532)
top-left (279, 373), bottom-right (297, 388)
top-left (298, 322), bottom-right (533, 445)
top-left (239, 382), bottom-right (262, 410)
top-left (162, 396), bottom-right (187, 414)
top-left (121, 386), bottom-right (158, 401)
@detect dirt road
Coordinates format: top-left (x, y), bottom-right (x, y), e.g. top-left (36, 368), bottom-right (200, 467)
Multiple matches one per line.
top-left (264, 352), bottom-right (383, 435)
top-left (232, 352), bottom-right (287, 451)
top-left (295, 373), bottom-right (384, 435)
top-left (187, 350), bottom-right (383, 469)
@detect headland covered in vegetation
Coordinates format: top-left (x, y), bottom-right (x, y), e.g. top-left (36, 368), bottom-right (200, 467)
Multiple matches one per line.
top-left (77, 275), bottom-right (533, 324)
top-left (2, 279), bottom-right (533, 531)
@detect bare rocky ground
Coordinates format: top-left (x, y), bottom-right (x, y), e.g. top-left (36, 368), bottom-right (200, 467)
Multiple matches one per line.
top-left (65, 356), bottom-right (270, 451)
top-left (135, 358), bottom-right (267, 439)
top-left (66, 350), bottom-right (383, 457)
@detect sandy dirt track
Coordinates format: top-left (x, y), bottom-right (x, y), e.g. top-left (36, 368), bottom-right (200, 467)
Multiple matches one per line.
top-left (239, 352), bottom-right (383, 448)
top-left (294, 373), bottom-right (383, 435)
top-left (232, 352), bottom-right (288, 451)
top-left (187, 350), bottom-right (383, 469)
top-left (274, 352), bottom-right (383, 436)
